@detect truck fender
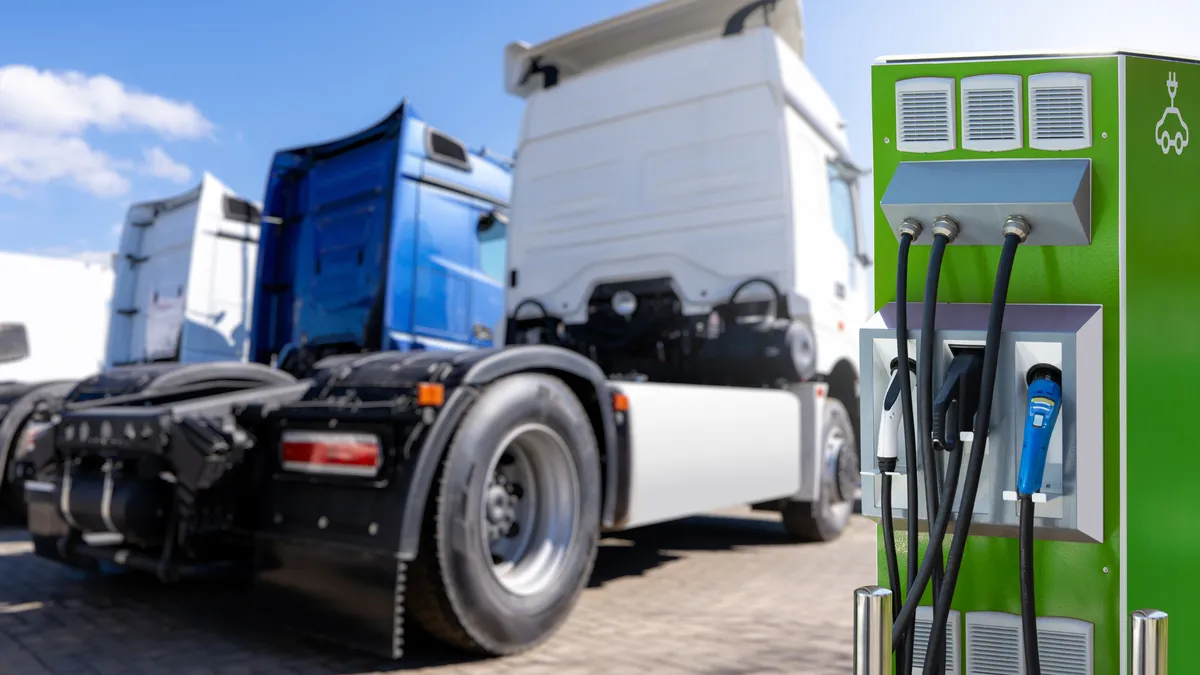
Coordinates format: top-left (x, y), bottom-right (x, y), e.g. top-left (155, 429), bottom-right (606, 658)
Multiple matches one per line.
top-left (397, 345), bottom-right (620, 558)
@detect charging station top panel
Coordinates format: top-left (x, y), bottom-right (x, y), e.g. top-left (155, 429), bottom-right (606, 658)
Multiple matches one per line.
top-left (880, 158), bottom-right (1091, 246)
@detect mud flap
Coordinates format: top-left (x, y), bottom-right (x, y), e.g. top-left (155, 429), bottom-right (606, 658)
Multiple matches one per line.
top-left (253, 537), bottom-right (409, 659)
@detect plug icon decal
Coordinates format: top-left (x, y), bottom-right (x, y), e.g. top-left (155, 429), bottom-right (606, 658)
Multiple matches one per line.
top-left (1156, 71), bottom-right (1189, 155)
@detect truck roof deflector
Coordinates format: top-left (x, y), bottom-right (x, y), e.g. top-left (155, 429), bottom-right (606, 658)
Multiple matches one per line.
top-left (880, 159), bottom-right (1092, 246)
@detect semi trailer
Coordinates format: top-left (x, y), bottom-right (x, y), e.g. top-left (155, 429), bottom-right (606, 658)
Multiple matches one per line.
top-left (16, 0), bottom-right (868, 660)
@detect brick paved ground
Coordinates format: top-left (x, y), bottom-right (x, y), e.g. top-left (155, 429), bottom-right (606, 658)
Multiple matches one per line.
top-left (0, 510), bottom-right (877, 675)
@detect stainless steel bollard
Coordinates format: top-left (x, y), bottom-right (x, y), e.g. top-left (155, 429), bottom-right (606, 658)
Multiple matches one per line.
top-left (853, 585), bottom-right (893, 675)
top-left (1131, 608), bottom-right (1168, 675)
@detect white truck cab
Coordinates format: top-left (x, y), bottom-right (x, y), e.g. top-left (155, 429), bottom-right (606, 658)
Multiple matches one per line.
top-left (106, 173), bottom-right (262, 367)
top-left (503, 0), bottom-right (871, 412)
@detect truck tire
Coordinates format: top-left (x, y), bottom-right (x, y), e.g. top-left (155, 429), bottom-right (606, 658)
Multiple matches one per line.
top-left (782, 397), bottom-right (857, 543)
top-left (408, 373), bottom-right (602, 656)
top-left (0, 380), bottom-right (76, 521)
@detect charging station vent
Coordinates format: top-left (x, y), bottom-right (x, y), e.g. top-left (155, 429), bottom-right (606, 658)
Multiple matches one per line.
top-left (911, 607), bottom-right (962, 674)
top-left (961, 74), bottom-right (1023, 152)
top-left (1029, 72), bottom-right (1092, 151)
top-left (965, 612), bottom-right (1094, 674)
top-left (895, 77), bottom-right (956, 153)
top-left (1036, 616), bottom-right (1094, 674)
top-left (965, 612), bottom-right (1023, 674)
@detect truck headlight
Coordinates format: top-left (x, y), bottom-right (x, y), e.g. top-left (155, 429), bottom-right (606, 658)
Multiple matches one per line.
top-left (611, 290), bottom-right (638, 317)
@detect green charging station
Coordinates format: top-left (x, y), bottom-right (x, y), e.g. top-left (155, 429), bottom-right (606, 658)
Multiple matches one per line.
top-left (857, 51), bottom-right (1193, 674)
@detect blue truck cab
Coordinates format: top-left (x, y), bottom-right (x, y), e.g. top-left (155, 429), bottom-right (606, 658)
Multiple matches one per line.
top-left (251, 102), bottom-right (513, 375)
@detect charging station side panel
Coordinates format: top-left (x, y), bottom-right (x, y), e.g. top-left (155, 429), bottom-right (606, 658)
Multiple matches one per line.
top-left (1125, 54), bottom-right (1200, 674)
top-left (871, 55), bottom-right (1122, 672)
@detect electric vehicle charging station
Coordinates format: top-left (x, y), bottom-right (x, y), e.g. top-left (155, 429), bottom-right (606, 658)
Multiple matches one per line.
top-left (856, 51), bottom-right (1196, 674)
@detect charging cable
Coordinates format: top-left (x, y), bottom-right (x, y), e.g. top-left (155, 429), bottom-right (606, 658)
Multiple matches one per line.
top-left (888, 349), bottom-right (983, 648)
top-left (894, 218), bottom-right (922, 672)
top-left (1017, 363), bottom-right (1063, 675)
top-left (878, 356), bottom-right (917, 647)
top-left (923, 216), bottom-right (1031, 670)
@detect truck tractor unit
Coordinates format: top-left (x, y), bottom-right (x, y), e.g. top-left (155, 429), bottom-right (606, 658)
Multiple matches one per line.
top-left (0, 176), bottom-right (264, 521)
top-left (17, 0), bottom-right (868, 660)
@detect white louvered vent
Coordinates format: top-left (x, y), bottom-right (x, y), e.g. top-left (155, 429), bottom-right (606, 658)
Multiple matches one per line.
top-left (1029, 72), bottom-right (1092, 151)
top-left (911, 607), bottom-right (962, 674)
top-left (965, 612), bottom-right (1024, 674)
top-left (896, 77), bottom-right (956, 153)
top-left (1036, 616), bottom-right (1094, 674)
top-left (965, 612), bottom-right (1096, 675)
top-left (961, 74), bottom-right (1023, 152)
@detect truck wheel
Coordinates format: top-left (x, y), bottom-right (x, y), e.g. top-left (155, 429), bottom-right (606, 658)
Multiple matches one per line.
top-left (408, 373), bottom-right (601, 656)
top-left (0, 380), bottom-right (75, 522)
top-left (782, 397), bottom-right (857, 543)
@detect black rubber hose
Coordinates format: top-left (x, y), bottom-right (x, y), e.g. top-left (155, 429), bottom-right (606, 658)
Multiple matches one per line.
top-left (1019, 494), bottom-right (1041, 675)
top-left (879, 473), bottom-right (905, 671)
top-left (895, 232), bottom-right (920, 670)
top-left (923, 232), bottom-right (1022, 671)
top-left (920, 233), bottom-right (950, 673)
top-left (889, 439), bottom-right (965, 644)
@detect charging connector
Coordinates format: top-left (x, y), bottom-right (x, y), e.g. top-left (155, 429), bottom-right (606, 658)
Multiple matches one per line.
top-left (1016, 363), bottom-right (1063, 675)
top-left (877, 357), bottom-right (918, 474)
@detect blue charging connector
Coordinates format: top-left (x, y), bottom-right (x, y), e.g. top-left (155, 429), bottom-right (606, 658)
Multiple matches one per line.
top-left (1017, 364), bottom-right (1063, 497)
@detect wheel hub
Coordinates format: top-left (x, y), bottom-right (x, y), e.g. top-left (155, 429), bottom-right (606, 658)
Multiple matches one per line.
top-left (825, 427), bottom-right (861, 503)
top-left (479, 423), bottom-right (581, 597)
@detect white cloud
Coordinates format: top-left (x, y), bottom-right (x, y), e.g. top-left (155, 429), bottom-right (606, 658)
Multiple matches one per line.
top-left (0, 131), bottom-right (129, 197)
top-left (137, 146), bottom-right (192, 184)
top-left (0, 65), bottom-right (213, 138)
top-left (0, 65), bottom-right (213, 198)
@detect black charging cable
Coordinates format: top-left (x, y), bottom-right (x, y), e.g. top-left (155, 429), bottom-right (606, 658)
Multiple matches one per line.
top-left (923, 219), bottom-right (1029, 671)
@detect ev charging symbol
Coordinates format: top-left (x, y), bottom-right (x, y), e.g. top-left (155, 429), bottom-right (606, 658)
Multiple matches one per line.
top-left (1155, 71), bottom-right (1189, 155)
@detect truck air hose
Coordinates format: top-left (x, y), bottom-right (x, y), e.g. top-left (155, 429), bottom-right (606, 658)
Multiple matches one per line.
top-left (918, 223), bottom-right (956, 671)
top-left (893, 223), bottom-right (922, 671)
top-left (923, 226), bottom-right (1026, 671)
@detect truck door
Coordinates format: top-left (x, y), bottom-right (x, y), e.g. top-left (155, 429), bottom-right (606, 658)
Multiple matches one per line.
top-left (469, 209), bottom-right (507, 347)
top-left (410, 182), bottom-right (477, 350)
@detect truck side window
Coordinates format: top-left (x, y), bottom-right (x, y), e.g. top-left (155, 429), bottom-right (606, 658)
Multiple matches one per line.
top-left (477, 213), bottom-right (507, 284)
top-left (826, 162), bottom-right (859, 254)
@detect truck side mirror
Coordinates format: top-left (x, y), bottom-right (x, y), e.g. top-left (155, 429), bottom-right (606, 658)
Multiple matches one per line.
top-left (0, 322), bottom-right (30, 364)
top-left (478, 209), bottom-right (509, 234)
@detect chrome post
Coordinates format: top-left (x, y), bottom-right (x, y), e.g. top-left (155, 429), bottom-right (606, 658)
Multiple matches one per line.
top-left (1130, 608), bottom-right (1168, 675)
top-left (853, 585), bottom-right (892, 675)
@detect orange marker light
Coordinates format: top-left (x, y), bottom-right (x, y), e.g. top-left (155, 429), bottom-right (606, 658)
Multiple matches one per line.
top-left (612, 392), bottom-right (630, 412)
top-left (416, 382), bottom-right (445, 407)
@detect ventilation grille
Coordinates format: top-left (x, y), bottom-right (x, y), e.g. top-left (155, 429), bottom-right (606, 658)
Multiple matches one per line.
top-left (911, 607), bottom-right (962, 673)
top-left (966, 612), bottom-right (1023, 674)
top-left (1036, 617), bottom-right (1094, 674)
top-left (1029, 72), bottom-right (1092, 151)
top-left (962, 74), bottom-right (1023, 152)
top-left (964, 612), bottom-right (1095, 675)
top-left (896, 77), bottom-right (956, 153)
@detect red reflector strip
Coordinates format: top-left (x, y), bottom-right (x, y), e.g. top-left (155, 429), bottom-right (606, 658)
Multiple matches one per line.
top-left (280, 431), bottom-right (381, 478)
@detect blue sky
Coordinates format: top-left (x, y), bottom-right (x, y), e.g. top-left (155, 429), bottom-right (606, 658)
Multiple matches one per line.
top-left (0, 0), bottom-right (1191, 263)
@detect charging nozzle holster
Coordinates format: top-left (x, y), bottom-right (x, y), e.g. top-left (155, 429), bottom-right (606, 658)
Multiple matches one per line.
top-left (932, 351), bottom-right (984, 452)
